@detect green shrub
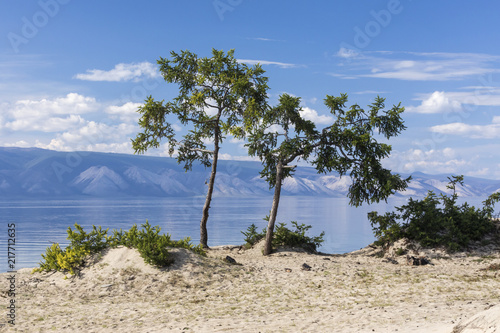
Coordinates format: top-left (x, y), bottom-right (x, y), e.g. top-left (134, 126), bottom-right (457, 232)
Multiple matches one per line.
top-left (33, 243), bottom-right (90, 275)
top-left (113, 221), bottom-right (206, 266)
top-left (34, 221), bottom-right (206, 275)
top-left (241, 223), bottom-right (265, 246)
top-left (242, 218), bottom-right (325, 253)
top-left (369, 175), bottom-right (500, 252)
top-left (66, 224), bottom-right (111, 253)
top-left (33, 224), bottom-right (107, 275)
top-left (115, 222), bottom-right (174, 267)
top-left (273, 221), bottom-right (325, 253)
top-left (170, 237), bottom-right (206, 256)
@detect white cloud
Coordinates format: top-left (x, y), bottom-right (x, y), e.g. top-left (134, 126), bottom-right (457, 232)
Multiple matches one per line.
top-left (327, 73), bottom-right (357, 80)
top-left (247, 37), bottom-right (285, 42)
top-left (445, 87), bottom-right (500, 107)
top-left (106, 102), bottom-right (141, 115)
top-left (386, 147), bottom-right (470, 175)
top-left (36, 121), bottom-right (138, 152)
top-left (299, 107), bottom-right (333, 124)
top-left (336, 47), bottom-right (359, 59)
top-left (229, 137), bottom-right (245, 144)
top-left (60, 121), bottom-right (136, 145)
top-left (237, 59), bottom-right (299, 69)
top-left (407, 87), bottom-right (500, 115)
top-left (201, 137), bottom-right (215, 145)
top-left (205, 105), bottom-right (219, 116)
top-left (105, 102), bottom-right (142, 122)
top-left (308, 97), bottom-right (318, 104)
top-left (38, 138), bottom-right (67, 151)
top-left (40, 138), bottom-right (133, 154)
top-left (13, 93), bottom-right (98, 116)
top-left (407, 91), bottom-right (463, 114)
top-left (74, 62), bottom-right (160, 82)
top-left (468, 168), bottom-right (491, 177)
top-left (335, 51), bottom-right (500, 81)
top-left (7, 114), bottom-right (86, 132)
top-left (386, 144), bottom-right (500, 179)
top-left (3, 93), bottom-right (98, 132)
top-left (89, 142), bottom-right (133, 154)
top-left (1, 140), bottom-right (30, 148)
top-left (265, 124), bottom-right (285, 134)
top-left (219, 153), bottom-right (260, 161)
top-left (430, 122), bottom-right (500, 139)
top-left (393, 60), bottom-right (416, 70)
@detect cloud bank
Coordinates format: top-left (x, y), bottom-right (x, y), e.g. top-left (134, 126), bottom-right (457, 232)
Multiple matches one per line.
top-left (75, 62), bottom-right (160, 82)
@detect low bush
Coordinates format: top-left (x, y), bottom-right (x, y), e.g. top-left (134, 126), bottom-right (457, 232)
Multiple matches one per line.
top-left (34, 243), bottom-right (88, 276)
top-left (34, 221), bottom-right (206, 275)
top-left (241, 223), bottom-right (265, 246)
top-left (369, 175), bottom-right (500, 252)
top-left (242, 218), bottom-right (325, 253)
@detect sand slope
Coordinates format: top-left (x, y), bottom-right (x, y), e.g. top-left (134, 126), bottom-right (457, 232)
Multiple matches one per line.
top-left (1, 242), bottom-right (500, 332)
top-left (453, 304), bottom-right (500, 333)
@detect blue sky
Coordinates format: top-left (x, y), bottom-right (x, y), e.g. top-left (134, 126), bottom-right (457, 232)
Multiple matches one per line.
top-left (1, 1), bottom-right (500, 179)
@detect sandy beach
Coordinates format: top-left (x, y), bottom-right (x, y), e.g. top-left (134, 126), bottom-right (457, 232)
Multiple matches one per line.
top-left (2, 240), bottom-right (500, 333)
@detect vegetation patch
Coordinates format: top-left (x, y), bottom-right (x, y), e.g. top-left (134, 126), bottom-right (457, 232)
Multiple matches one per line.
top-left (33, 221), bottom-right (206, 275)
top-left (242, 219), bottom-right (325, 253)
top-left (369, 175), bottom-right (500, 252)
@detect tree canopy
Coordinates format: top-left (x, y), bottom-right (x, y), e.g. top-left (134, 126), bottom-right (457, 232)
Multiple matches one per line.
top-left (132, 49), bottom-right (269, 248)
top-left (247, 93), bottom-right (410, 255)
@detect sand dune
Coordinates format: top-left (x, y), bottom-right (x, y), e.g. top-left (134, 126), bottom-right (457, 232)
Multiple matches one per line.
top-left (2, 241), bottom-right (500, 332)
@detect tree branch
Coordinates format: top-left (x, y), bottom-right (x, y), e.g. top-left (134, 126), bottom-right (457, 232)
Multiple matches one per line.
top-left (205, 102), bottom-right (218, 109)
top-left (171, 139), bottom-right (215, 154)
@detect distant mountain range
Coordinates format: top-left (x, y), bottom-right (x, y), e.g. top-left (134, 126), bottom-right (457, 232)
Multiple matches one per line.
top-left (0, 147), bottom-right (499, 199)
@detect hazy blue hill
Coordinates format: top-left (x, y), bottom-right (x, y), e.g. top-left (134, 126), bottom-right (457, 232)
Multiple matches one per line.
top-left (0, 147), bottom-right (499, 199)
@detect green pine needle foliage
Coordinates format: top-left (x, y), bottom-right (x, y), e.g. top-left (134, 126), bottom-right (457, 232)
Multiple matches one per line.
top-left (369, 175), bottom-right (500, 252)
top-left (242, 219), bottom-right (325, 253)
top-left (33, 221), bottom-right (206, 275)
top-left (241, 223), bottom-right (265, 246)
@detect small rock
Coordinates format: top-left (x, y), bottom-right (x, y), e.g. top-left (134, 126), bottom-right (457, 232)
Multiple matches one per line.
top-left (406, 255), bottom-right (432, 266)
top-left (301, 263), bottom-right (312, 271)
top-left (224, 256), bottom-right (238, 265)
top-left (285, 268), bottom-right (292, 273)
top-left (100, 284), bottom-right (113, 288)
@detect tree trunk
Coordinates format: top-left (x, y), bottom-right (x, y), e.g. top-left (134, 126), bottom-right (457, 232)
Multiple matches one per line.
top-left (200, 127), bottom-right (220, 249)
top-left (263, 160), bottom-right (283, 255)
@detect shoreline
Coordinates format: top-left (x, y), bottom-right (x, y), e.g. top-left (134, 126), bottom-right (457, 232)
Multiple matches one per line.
top-left (2, 241), bottom-right (500, 332)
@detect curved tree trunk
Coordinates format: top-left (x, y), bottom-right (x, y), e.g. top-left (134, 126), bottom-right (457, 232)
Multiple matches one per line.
top-left (263, 160), bottom-right (283, 256)
top-left (199, 125), bottom-right (220, 249)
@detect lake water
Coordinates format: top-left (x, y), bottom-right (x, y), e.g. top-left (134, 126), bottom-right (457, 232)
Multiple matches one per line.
top-left (0, 196), bottom-right (492, 272)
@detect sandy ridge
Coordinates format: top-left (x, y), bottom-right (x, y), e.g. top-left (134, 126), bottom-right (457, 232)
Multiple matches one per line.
top-left (1, 241), bottom-right (499, 332)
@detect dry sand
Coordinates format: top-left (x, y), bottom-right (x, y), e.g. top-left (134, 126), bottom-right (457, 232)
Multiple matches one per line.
top-left (1, 240), bottom-right (500, 333)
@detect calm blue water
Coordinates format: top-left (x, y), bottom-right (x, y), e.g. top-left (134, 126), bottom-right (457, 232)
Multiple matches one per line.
top-left (0, 196), bottom-right (492, 272)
